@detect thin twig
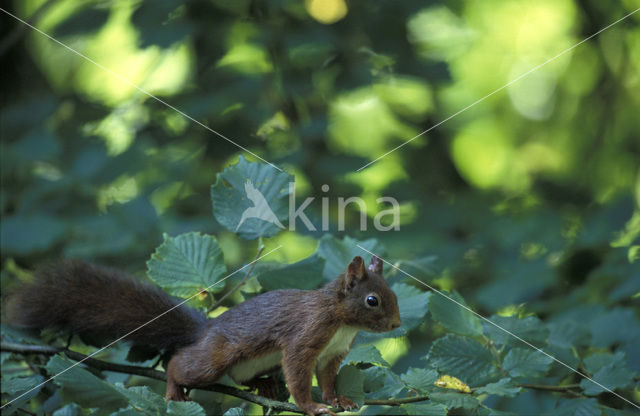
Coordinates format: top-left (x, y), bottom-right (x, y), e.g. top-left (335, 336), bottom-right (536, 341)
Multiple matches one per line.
top-left (364, 396), bottom-right (431, 405)
top-left (209, 242), bottom-right (265, 312)
top-left (517, 383), bottom-right (581, 392)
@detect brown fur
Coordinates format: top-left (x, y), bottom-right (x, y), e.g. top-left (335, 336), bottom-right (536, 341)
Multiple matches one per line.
top-left (5, 256), bottom-right (400, 416)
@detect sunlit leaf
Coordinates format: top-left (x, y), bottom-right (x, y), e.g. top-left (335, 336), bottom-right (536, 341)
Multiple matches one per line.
top-left (345, 344), bottom-right (389, 367)
top-left (147, 232), bottom-right (227, 297)
top-left (434, 375), bottom-right (471, 393)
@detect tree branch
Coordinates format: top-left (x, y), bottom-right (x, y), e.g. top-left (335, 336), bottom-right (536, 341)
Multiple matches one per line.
top-left (2, 342), bottom-right (584, 413)
top-left (1, 342), bottom-right (302, 414)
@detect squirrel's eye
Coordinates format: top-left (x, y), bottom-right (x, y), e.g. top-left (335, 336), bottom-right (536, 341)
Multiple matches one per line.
top-left (366, 295), bottom-right (379, 307)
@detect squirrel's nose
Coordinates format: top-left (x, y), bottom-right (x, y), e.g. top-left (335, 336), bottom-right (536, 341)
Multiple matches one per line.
top-left (390, 320), bottom-right (401, 329)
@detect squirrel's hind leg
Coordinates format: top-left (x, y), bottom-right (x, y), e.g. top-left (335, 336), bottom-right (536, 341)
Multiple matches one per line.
top-left (166, 376), bottom-right (191, 402)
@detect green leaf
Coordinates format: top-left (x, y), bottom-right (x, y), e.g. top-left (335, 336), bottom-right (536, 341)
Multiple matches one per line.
top-left (549, 398), bottom-right (601, 416)
top-left (147, 232), bottom-right (227, 298)
top-left (502, 348), bottom-right (552, 379)
top-left (400, 368), bottom-right (438, 392)
top-left (113, 385), bottom-right (166, 414)
top-left (362, 366), bottom-right (387, 394)
top-left (210, 156), bottom-right (292, 240)
top-left (167, 401), bottom-right (206, 416)
top-left (335, 365), bottom-right (365, 407)
top-left (475, 378), bottom-right (522, 397)
top-left (222, 408), bottom-right (247, 416)
top-left (317, 235), bottom-right (385, 280)
top-left (344, 344), bottom-right (389, 367)
top-left (46, 355), bottom-right (128, 414)
top-left (429, 290), bottom-right (482, 337)
top-left (391, 283), bottom-right (430, 335)
top-left (548, 320), bottom-right (591, 348)
top-left (1, 375), bottom-right (44, 395)
top-left (583, 351), bottom-right (626, 374)
top-left (427, 334), bottom-right (499, 386)
top-left (483, 315), bottom-right (549, 347)
top-left (402, 403), bottom-right (448, 416)
top-left (52, 404), bottom-right (82, 416)
top-left (429, 392), bottom-right (479, 410)
top-left (392, 257), bottom-right (438, 280)
top-left (589, 307), bottom-right (640, 347)
top-left (580, 352), bottom-right (635, 396)
top-left (257, 254), bottom-right (325, 291)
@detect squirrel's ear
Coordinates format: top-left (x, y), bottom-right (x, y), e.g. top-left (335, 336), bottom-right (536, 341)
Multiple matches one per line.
top-left (345, 256), bottom-right (366, 289)
top-left (368, 256), bottom-right (383, 274)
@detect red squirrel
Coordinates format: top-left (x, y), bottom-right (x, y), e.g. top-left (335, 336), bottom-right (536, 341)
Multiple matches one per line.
top-left (6, 255), bottom-right (401, 416)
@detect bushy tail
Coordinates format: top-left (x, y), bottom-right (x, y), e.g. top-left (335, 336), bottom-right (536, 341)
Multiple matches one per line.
top-left (4, 260), bottom-right (206, 354)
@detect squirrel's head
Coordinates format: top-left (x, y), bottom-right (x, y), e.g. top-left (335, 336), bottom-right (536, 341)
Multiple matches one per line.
top-left (338, 255), bottom-right (401, 333)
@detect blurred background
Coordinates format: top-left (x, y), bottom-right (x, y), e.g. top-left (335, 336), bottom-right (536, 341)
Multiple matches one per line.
top-left (2, 0), bottom-right (640, 413)
top-left (1, 0), bottom-right (639, 366)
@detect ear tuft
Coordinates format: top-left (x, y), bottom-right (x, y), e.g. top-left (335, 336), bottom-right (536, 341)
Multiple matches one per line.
top-left (368, 256), bottom-right (383, 274)
top-left (345, 256), bottom-right (366, 289)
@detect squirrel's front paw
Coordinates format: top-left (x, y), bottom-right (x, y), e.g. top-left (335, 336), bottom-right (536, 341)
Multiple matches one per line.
top-left (302, 402), bottom-right (336, 416)
top-left (333, 395), bottom-right (358, 411)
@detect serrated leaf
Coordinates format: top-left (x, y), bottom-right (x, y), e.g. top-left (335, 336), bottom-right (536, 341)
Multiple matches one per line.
top-left (1, 374), bottom-right (44, 394)
top-left (429, 392), bottom-right (479, 410)
top-left (549, 398), bottom-right (601, 416)
top-left (113, 385), bottom-right (166, 414)
top-left (367, 366), bottom-right (406, 399)
top-left (483, 315), bottom-right (549, 347)
top-left (403, 403), bottom-right (447, 416)
top-left (168, 401), bottom-right (206, 416)
top-left (257, 254), bottom-right (325, 291)
top-left (583, 351), bottom-right (626, 374)
top-left (580, 363), bottom-right (635, 396)
top-left (427, 334), bottom-right (499, 386)
top-left (502, 348), bottom-right (552, 379)
top-left (317, 235), bottom-right (385, 280)
top-left (401, 368), bottom-right (438, 392)
top-left (345, 344), bottom-right (389, 367)
top-left (147, 232), bottom-right (226, 297)
top-left (362, 366), bottom-right (387, 393)
top-left (110, 407), bottom-right (143, 416)
top-left (548, 320), bottom-right (591, 348)
top-left (335, 365), bottom-right (365, 407)
top-left (222, 408), bottom-right (247, 416)
top-left (46, 355), bottom-right (128, 413)
top-left (210, 156), bottom-right (292, 240)
top-left (434, 375), bottom-right (471, 393)
top-left (475, 378), bottom-right (521, 397)
top-left (429, 290), bottom-right (482, 337)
